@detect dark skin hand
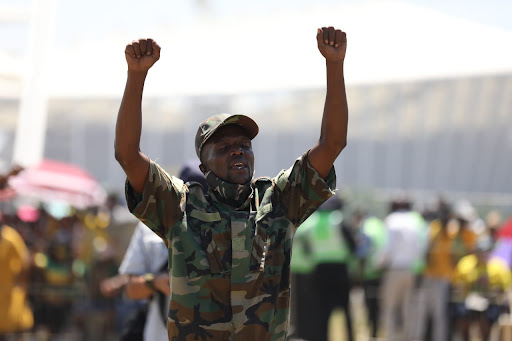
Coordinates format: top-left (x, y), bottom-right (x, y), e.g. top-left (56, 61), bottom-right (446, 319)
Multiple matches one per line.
top-left (316, 26), bottom-right (347, 59)
top-left (124, 38), bottom-right (160, 72)
top-left (199, 125), bottom-right (255, 184)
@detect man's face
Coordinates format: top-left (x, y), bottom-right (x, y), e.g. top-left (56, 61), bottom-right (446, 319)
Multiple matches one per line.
top-left (200, 125), bottom-right (255, 184)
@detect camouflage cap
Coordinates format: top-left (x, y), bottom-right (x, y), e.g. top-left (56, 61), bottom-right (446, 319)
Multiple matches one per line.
top-left (195, 114), bottom-right (259, 158)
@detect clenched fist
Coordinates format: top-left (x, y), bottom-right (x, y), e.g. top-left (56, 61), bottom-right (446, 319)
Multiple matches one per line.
top-left (125, 38), bottom-right (161, 73)
top-left (317, 27), bottom-right (347, 62)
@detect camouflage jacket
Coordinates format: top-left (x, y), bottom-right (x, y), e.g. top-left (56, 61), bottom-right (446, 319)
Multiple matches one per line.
top-left (125, 151), bottom-right (336, 340)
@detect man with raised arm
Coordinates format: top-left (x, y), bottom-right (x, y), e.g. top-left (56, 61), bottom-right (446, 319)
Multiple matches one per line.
top-left (115, 26), bottom-right (348, 340)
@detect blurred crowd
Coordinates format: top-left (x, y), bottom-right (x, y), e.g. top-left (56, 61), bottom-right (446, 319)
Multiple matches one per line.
top-left (2, 163), bottom-right (512, 341)
top-left (0, 166), bottom-right (139, 341)
top-left (289, 195), bottom-right (512, 341)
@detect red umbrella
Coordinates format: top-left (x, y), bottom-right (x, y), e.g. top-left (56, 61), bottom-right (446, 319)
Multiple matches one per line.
top-left (497, 216), bottom-right (512, 239)
top-left (8, 159), bottom-right (106, 209)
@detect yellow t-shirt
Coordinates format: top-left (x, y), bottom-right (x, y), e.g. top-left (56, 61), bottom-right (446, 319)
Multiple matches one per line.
top-left (453, 254), bottom-right (511, 303)
top-left (424, 220), bottom-right (477, 281)
top-left (0, 225), bottom-right (34, 332)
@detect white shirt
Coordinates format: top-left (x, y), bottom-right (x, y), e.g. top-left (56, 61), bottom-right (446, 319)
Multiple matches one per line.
top-left (378, 210), bottom-right (427, 270)
top-left (119, 222), bottom-right (169, 341)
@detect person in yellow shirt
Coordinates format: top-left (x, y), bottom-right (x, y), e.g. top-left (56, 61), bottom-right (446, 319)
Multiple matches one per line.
top-left (0, 214), bottom-right (34, 339)
top-left (452, 236), bottom-right (511, 341)
top-left (417, 199), bottom-right (478, 341)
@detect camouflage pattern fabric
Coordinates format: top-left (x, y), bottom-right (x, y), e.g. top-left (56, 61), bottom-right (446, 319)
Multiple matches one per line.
top-left (125, 151), bottom-right (336, 340)
top-left (194, 114), bottom-right (259, 158)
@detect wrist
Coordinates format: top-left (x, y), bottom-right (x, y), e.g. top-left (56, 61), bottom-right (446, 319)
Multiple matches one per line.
top-left (127, 69), bottom-right (148, 79)
top-left (326, 60), bottom-right (344, 68)
top-left (143, 273), bottom-right (157, 292)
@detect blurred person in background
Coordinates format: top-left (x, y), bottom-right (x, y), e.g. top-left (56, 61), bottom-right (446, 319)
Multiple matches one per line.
top-left (0, 211), bottom-right (34, 341)
top-left (349, 206), bottom-right (386, 339)
top-left (417, 199), bottom-right (457, 341)
top-left (377, 197), bottom-right (428, 341)
top-left (80, 240), bottom-right (119, 341)
top-left (449, 199), bottom-right (479, 337)
top-left (485, 210), bottom-right (502, 245)
top-left (31, 218), bottom-right (82, 340)
top-left (452, 200), bottom-right (478, 263)
top-left (118, 222), bottom-right (168, 341)
top-left (289, 209), bottom-right (316, 340)
top-left (13, 204), bottom-right (45, 253)
top-left (73, 198), bottom-right (135, 338)
top-left (13, 204), bottom-right (45, 339)
top-left (301, 195), bottom-right (355, 341)
top-left (115, 25), bottom-right (347, 340)
top-left (452, 235), bottom-right (511, 341)
top-left (117, 161), bottom-right (208, 341)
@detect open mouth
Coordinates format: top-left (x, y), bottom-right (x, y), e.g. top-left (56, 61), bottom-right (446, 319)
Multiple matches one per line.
top-left (230, 162), bottom-right (247, 170)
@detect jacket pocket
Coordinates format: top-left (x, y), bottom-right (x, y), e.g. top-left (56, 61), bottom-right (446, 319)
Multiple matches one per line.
top-left (187, 209), bottom-right (224, 276)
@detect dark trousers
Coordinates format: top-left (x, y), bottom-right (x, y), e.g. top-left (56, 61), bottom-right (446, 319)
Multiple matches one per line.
top-left (304, 263), bottom-right (353, 341)
top-left (290, 272), bottom-right (316, 339)
top-left (363, 278), bottom-right (381, 338)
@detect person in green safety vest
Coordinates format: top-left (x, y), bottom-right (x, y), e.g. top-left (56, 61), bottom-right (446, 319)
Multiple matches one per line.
top-left (289, 210), bottom-right (318, 340)
top-left (348, 206), bottom-right (387, 339)
top-left (291, 195), bottom-right (356, 341)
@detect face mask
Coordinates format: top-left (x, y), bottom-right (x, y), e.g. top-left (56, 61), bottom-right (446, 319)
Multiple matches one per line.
top-left (205, 171), bottom-right (253, 210)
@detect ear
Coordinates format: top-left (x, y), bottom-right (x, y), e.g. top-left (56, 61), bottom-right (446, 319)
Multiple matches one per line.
top-left (199, 163), bottom-right (207, 175)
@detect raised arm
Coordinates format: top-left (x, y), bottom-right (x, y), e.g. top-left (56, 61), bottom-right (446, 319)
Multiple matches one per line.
top-left (308, 26), bottom-right (348, 179)
top-left (114, 38), bottom-right (161, 193)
